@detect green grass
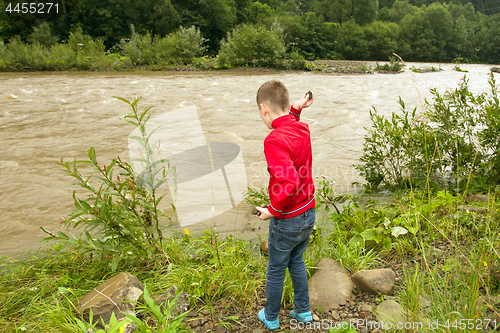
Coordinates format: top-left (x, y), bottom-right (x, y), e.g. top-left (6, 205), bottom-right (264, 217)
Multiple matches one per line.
top-left (2, 189), bottom-right (498, 332)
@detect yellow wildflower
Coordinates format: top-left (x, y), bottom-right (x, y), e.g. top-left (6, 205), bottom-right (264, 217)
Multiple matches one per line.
top-left (484, 261), bottom-right (488, 267)
top-left (184, 228), bottom-right (191, 237)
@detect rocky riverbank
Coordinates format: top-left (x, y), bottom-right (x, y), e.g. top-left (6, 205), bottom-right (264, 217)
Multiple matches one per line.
top-left (74, 236), bottom-right (500, 332)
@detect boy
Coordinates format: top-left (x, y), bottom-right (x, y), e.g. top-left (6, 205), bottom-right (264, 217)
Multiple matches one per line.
top-left (254, 80), bottom-right (315, 330)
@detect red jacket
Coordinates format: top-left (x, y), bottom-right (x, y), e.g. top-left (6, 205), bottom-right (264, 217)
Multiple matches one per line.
top-left (265, 106), bottom-right (315, 219)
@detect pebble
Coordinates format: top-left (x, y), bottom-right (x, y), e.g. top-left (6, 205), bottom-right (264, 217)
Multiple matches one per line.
top-left (312, 313), bottom-right (320, 321)
top-left (360, 304), bottom-right (372, 313)
top-left (331, 310), bottom-right (340, 320)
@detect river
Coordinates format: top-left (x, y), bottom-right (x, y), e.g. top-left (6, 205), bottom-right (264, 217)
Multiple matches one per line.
top-left (0, 63), bottom-right (497, 257)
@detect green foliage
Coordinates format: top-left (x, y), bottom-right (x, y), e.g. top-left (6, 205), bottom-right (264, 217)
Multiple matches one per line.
top-left (398, 193), bottom-right (500, 329)
top-left (354, 98), bottom-right (427, 189)
top-left (42, 97), bottom-right (171, 271)
top-left (374, 56), bottom-right (405, 71)
top-left (1, 0), bottom-right (500, 65)
top-left (410, 65), bottom-right (442, 73)
top-left (218, 23), bottom-right (286, 67)
top-left (243, 187), bottom-right (270, 207)
top-left (28, 22), bottom-right (57, 47)
top-left (398, 3), bottom-right (454, 62)
top-left (120, 25), bottom-right (207, 66)
top-left (355, 73), bottom-right (500, 191)
top-left (318, 0), bottom-right (379, 25)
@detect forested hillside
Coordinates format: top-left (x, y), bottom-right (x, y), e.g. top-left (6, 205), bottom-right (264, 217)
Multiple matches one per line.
top-left (1, 0), bottom-right (499, 63)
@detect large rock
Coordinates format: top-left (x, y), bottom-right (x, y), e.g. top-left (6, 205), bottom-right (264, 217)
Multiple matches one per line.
top-left (466, 194), bottom-right (488, 203)
top-left (375, 300), bottom-right (405, 324)
top-left (351, 269), bottom-right (396, 295)
top-left (75, 272), bottom-right (143, 326)
top-left (308, 258), bottom-right (354, 310)
top-left (457, 205), bottom-right (487, 214)
top-left (490, 263), bottom-right (500, 283)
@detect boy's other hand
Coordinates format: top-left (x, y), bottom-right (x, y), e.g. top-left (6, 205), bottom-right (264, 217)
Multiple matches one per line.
top-left (254, 206), bottom-right (275, 220)
top-left (292, 92), bottom-right (314, 110)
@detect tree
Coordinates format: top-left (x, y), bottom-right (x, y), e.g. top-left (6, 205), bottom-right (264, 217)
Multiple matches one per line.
top-left (28, 22), bottom-right (58, 46)
top-left (336, 21), bottom-right (369, 59)
top-left (353, 0), bottom-right (379, 25)
top-left (378, 0), bottom-right (417, 23)
top-left (398, 3), bottom-right (453, 62)
top-left (280, 12), bottom-right (335, 58)
top-left (363, 20), bottom-right (398, 60)
top-left (475, 13), bottom-right (500, 63)
top-left (317, 0), bottom-right (378, 25)
top-left (198, 0), bottom-right (237, 53)
top-left (247, 1), bottom-right (275, 24)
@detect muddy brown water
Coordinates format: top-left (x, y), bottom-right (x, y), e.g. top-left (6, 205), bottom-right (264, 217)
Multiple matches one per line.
top-left (0, 64), bottom-right (497, 257)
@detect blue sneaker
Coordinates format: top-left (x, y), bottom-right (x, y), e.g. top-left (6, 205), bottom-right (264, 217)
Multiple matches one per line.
top-left (258, 308), bottom-right (280, 330)
top-left (289, 310), bottom-right (312, 322)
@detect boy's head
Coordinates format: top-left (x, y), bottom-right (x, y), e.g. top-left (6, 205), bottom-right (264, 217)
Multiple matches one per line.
top-left (256, 80), bottom-right (289, 129)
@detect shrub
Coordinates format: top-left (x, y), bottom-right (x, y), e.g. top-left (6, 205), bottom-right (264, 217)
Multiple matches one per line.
top-left (171, 26), bottom-right (207, 61)
top-left (120, 25), bottom-right (207, 66)
top-left (28, 22), bottom-right (58, 47)
top-left (42, 97), bottom-right (172, 271)
top-left (4, 36), bottom-right (50, 70)
top-left (217, 23), bottom-right (286, 68)
top-left (354, 99), bottom-right (429, 189)
top-left (374, 56), bottom-right (405, 72)
top-left (354, 73), bottom-right (500, 192)
top-left (48, 43), bottom-right (78, 70)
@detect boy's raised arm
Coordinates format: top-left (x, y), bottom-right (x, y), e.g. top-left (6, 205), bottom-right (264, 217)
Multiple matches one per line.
top-left (290, 92), bottom-right (313, 120)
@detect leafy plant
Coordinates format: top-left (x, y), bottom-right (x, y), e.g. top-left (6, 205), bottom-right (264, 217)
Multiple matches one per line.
top-left (374, 56), bottom-right (405, 72)
top-left (217, 24), bottom-right (286, 68)
top-left (355, 73), bottom-right (500, 192)
top-left (41, 97), bottom-right (172, 271)
top-left (128, 286), bottom-right (190, 333)
top-left (243, 187), bottom-right (269, 207)
top-left (354, 98), bottom-right (428, 189)
top-left (315, 175), bottom-right (346, 214)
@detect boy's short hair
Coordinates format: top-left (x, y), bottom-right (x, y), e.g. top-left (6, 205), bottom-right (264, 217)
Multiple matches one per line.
top-left (256, 80), bottom-right (290, 113)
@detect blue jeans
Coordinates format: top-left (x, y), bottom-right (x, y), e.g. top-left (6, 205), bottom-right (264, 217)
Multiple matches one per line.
top-left (264, 208), bottom-right (315, 321)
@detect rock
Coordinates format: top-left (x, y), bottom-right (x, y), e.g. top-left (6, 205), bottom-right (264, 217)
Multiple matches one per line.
top-left (189, 319), bottom-right (202, 328)
top-left (457, 205), bottom-right (487, 214)
top-left (75, 272), bottom-right (143, 327)
top-left (420, 295), bottom-right (432, 309)
top-left (466, 194), bottom-right (488, 203)
top-left (490, 263), bottom-right (500, 283)
top-left (308, 258), bottom-right (354, 310)
top-left (260, 241), bottom-right (268, 253)
top-left (477, 295), bottom-right (500, 307)
top-left (489, 312), bottom-right (500, 329)
top-left (213, 326), bottom-right (227, 333)
top-left (491, 67), bottom-right (500, 73)
top-left (253, 329), bottom-right (265, 333)
top-left (351, 269), bottom-right (396, 295)
top-left (252, 204), bottom-right (268, 217)
top-left (312, 313), bottom-right (320, 321)
top-left (375, 300), bottom-right (405, 324)
top-left (425, 247), bottom-right (445, 261)
top-left (331, 310), bottom-right (340, 320)
top-left (360, 304), bottom-right (372, 313)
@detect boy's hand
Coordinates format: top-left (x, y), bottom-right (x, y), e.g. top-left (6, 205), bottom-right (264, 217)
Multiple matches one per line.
top-left (292, 91), bottom-right (314, 110)
top-left (254, 206), bottom-right (275, 220)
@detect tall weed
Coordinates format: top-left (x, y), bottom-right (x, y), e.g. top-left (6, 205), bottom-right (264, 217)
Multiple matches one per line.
top-left (42, 97), bottom-right (171, 271)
